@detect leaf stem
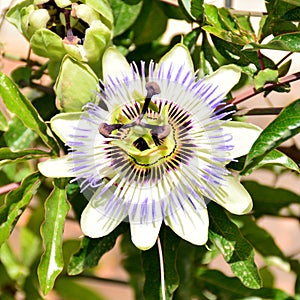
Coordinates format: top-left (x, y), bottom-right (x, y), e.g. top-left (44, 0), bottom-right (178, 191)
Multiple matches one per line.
top-left (157, 237), bottom-right (166, 300)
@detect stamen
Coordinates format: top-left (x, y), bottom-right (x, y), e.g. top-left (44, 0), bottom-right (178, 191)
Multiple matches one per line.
top-left (99, 123), bottom-right (122, 137)
top-left (151, 124), bottom-right (171, 139)
top-left (140, 82), bottom-right (161, 119)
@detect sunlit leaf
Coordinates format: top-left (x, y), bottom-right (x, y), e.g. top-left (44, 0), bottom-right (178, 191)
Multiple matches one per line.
top-left (244, 99), bottom-right (300, 172)
top-left (208, 203), bottom-right (262, 289)
top-left (244, 33), bottom-right (300, 52)
top-left (0, 172), bottom-right (41, 247)
top-left (254, 69), bottom-right (278, 90)
top-left (0, 72), bottom-right (59, 154)
top-left (232, 215), bottom-right (290, 272)
top-left (0, 148), bottom-right (50, 167)
top-left (38, 178), bottom-right (70, 295)
top-left (242, 149), bottom-right (299, 175)
top-left (0, 109), bottom-right (8, 131)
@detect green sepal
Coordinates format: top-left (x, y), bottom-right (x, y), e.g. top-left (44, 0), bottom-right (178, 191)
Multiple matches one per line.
top-left (54, 56), bottom-right (99, 112)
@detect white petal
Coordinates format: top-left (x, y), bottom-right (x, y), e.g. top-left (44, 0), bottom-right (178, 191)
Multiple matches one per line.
top-left (203, 65), bottom-right (241, 98)
top-left (213, 175), bottom-right (253, 215)
top-left (102, 47), bottom-right (132, 82)
top-left (80, 201), bottom-right (123, 238)
top-left (222, 121), bottom-right (262, 158)
top-left (130, 219), bottom-right (162, 250)
top-left (156, 44), bottom-right (194, 82)
top-left (50, 112), bottom-right (82, 143)
top-left (165, 201), bottom-right (209, 245)
top-left (38, 156), bottom-right (75, 177)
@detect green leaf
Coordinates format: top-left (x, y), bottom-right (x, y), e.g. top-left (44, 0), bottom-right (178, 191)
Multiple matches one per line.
top-left (54, 56), bottom-right (99, 112)
top-left (208, 203), bottom-right (262, 289)
top-left (38, 178), bottom-right (70, 295)
top-left (10, 66), bottom-right (32, 87)
top-left (3, 117), bottom-right (36, 151)
top-left (242, 181), bottom-right (300, 218)
top-left (0, 148), bottom-right (50, 167)
top-left (243, 149), bottom-right (300, 175)
top-left (254, 69), bottom-right (278, 90)
top-left (55, 277), bottom-right (106, 300)
top-left (233, 215), bottom-right (290, 271)
top-left (0, 172), bottom-right (41, 247)
top-left (20, 227), bottom-right (41, 268)
top-left (0, 72), bottom-right (59, 154)
top-left (82, 0), bottom-right (114, 29)
top-left (160, 1), bottom-right (186, 20)
top-left (244, 33), bottom-right (300, 52)
top-left (0, 109), bottom-right (8, 131)
top-left (195, 269), bottom-right (292, 299)
top-left (203, 4), bottom-right (253, 45)
top-left (0, 242), bottom-right (28, 283)
top-left (261, 0), bottom-right (298, 39)
top-left (68, 223), bottom-right (128, 275)
top-left (132, 0), bottom-right (168, 45)
top-left (244, 99), bottom-right (300, 172)
top-left (142, 226), bottom-right (180, 300)
top-left (211, 36), bottom-right (275, 69)
top-left (111, 0), bottom-right (143, 36)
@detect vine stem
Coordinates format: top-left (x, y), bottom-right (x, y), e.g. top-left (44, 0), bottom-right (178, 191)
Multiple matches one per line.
top-left (157, 237), bottom-right (166, 300)
top-left (228, 70), bottom-right (300, 106)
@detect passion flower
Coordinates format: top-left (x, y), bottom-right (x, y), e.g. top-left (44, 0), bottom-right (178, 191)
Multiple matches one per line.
top-left (38, 44), bottom-right (261, 250)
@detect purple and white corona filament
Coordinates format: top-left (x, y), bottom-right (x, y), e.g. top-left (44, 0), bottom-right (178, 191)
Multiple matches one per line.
top-left (38, 44), bottom-right (261, 250)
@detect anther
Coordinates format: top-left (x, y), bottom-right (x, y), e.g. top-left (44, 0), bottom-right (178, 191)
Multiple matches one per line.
top-left (99, 123), bottom-right (122, 137)
top-left (145, 82), bottom-right (161, 98)
top-left (151, 125), bottom-right (171, 139)
top-left (140, 82), bottom-right (161, 119)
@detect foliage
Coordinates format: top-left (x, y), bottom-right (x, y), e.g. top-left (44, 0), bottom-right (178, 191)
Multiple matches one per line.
top-left (0, 0), bottom-right (300, 299)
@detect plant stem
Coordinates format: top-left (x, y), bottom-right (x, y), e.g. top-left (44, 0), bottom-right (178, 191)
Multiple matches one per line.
top-left (228, 71), bottom-right (300, 106)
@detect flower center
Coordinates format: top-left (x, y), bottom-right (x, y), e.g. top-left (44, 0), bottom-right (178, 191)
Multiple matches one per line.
top-left (98, 82), bottom-right (194, 176)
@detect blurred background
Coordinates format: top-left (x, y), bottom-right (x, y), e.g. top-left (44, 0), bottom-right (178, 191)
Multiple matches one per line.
top-left (0, 0), bottom-right (299, 299)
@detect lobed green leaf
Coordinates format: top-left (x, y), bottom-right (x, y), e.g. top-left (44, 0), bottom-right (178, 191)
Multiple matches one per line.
top-left (38, 178), bottom-right (70, 295)
top-left (233, 216), bottom-right (290, 271)
top-left (0, 72), bottom-right (59, 154)
top-left (208, 203), bottom-right (262, 289)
